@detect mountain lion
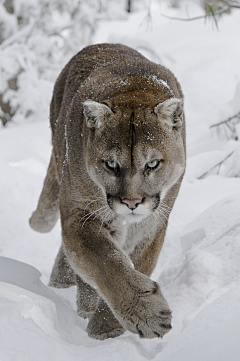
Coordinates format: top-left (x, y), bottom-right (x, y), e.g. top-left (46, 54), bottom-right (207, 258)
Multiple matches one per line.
top-left (30, 44), bottom-right (186, 340)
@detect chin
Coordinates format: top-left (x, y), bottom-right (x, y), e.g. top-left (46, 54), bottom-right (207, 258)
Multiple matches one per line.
top-left (123, 213), bottom-right (149, 224)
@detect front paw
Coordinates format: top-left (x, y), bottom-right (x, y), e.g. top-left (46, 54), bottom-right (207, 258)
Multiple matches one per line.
top-left (120, 282), bottom-right (172, 339)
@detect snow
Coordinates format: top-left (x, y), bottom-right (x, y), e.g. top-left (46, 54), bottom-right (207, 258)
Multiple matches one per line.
top-left (153, 284), bottom-right (240, 361)
top-left (1, 1), bottom-right (240, 360)
top-left (145, 75), bottom-right (174, 96)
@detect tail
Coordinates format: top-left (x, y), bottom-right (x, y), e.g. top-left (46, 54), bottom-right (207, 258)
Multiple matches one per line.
top-left (29, 151), bottom-right (60, 233)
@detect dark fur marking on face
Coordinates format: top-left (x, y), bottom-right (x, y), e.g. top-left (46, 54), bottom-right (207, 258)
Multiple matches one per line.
top-left (130, 112), bottom-right (135, 166)
top-left (152, 282), bottom-right (158, 294)
top-left (153, 193), bottom-right (160, 210)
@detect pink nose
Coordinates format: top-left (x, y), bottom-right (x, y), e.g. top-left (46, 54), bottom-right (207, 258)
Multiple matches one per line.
top-left (122, 199), bottom-right (142, 210)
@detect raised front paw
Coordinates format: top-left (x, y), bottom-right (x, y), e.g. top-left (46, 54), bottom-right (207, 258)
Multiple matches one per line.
top-left (120, 281), bottom-right (172, 339)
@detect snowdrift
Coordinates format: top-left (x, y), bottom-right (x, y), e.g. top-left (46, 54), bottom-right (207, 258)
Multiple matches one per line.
top-left (0, 193), bottom-right (240, 360)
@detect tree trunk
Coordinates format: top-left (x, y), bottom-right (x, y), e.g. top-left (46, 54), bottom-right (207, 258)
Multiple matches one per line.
top-left (127, 0), bottom-right (131, 13)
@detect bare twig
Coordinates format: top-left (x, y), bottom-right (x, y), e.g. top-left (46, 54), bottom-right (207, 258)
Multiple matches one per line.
top-left (161, 5), bottom-right (230, 21)
top-left (210, 111), bottom-right (240, 140)
top-left (210, 111), bottom-right (240, 128)
top-left (140, 0), bottom-right (153, 30)
top-left (197, 151), bottom-right (234, 179)
top-left (221, 0), bottom-right (240, 8)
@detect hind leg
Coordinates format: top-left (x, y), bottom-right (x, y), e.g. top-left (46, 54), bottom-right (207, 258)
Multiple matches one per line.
top-left (49, 246), bottom-right (100, 318)
top-left (49, 244), bottom-right (76, 288)
top-left (76, 276), bottom-right (99, 319)
top-left (29, 151), bottom-right (60, 233)
top-left (76, 277), bottom-right (125, 339)
top-left (86, 298), bottom-right (125, 340)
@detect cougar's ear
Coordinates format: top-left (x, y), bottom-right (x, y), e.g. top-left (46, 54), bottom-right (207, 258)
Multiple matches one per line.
top-left (83, 100), bottom-right (113, 128)
top-left (154, 98), bottom-right (183, 129)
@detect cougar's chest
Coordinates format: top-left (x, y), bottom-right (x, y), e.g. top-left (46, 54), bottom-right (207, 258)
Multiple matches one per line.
top-left (108, 217), bottom-right (129, 250)
top-left (109, 216), bottom-right (158, 255)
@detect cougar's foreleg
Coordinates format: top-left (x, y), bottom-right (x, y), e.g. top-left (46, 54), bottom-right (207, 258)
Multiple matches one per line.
top-left (62, 213), bottom-right (172, 340)
top-left (130, 227), bottom-right (166, 277)
top-left (29, 151), bottom-right (60, 233)
top-left (86, 228), bottom-right (167, 340)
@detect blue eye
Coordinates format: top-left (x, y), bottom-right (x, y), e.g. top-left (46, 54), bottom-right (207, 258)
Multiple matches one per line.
top-left (146, 160), bottom-right (160, 170)
top-left (106, 161), bottom-right (118, 170)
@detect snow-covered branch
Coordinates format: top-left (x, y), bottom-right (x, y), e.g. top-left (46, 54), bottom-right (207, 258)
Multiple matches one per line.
top-left (0, 0), bottom-right (127, 126)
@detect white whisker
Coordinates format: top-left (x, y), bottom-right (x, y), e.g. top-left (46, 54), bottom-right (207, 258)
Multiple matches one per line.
top-left (97, 209), bottom-right (111, 236)
top-left (154, 209), bottom-right (167, 227)
top-left (93, 206), bottom-right (110, 220)
top-left (83, 199), bottom-right (104, 213)
top-left (80, 205), bottom-right (108, 227)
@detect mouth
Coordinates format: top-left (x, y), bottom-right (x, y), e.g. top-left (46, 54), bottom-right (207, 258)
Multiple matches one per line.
top-left (107, 193), bottom-right (153, 224)
top-left (122, 211), bottom-right (149, 224)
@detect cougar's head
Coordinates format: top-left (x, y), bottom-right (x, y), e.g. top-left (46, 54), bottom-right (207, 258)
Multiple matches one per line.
top-left (83, 98), bottom-right (185, 224)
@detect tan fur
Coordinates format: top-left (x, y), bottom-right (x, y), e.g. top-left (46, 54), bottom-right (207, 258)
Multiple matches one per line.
top-left (30, 44), bottom-right (186, 340)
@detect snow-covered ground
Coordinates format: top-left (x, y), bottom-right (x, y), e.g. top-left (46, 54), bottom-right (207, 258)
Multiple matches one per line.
top-left (0, 2), bottom-right (240, 360)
